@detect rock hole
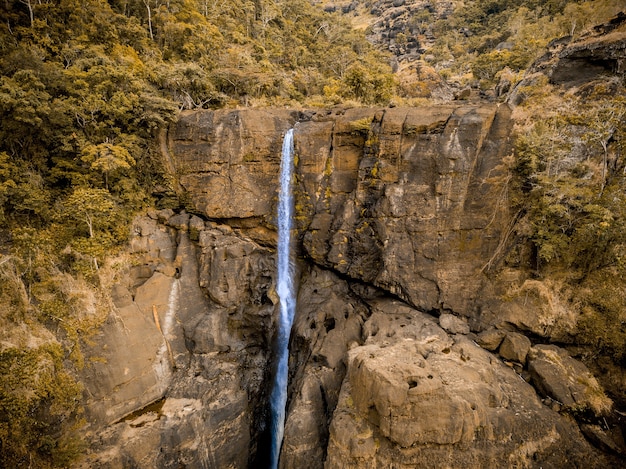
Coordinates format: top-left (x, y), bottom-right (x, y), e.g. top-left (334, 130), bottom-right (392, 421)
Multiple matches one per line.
top-left (408, 379), bottom-right (418, 389)
top-left (367, 405), bottom-right (380, 426)
top-left (442, 347), bottom-right (451, 354)
top-left (324, 317), bottom-right (336, 332)
top-left (427, 374), bottom-right (433, 379)
top-left (310, 321), bottom-right (317, 330)
top-left (344, 311), bottom-right (349, 319)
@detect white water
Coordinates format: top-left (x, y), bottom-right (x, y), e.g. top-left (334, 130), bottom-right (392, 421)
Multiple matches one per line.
top-left (269, 128), bottom-right (296, 469)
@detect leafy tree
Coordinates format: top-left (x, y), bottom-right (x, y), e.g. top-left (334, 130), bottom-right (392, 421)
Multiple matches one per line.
top-left (81, 142), bottom-right (136, 189)
top-left (62, 187), bottom-right (119, 270)
top-left (0, 344), bottom-right (84, 468)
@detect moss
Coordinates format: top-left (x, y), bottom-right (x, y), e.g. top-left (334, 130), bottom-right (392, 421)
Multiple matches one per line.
top-left (365, 134), bottom-right (379, 148)
top-left (323, 156), bottom-right (333, 177)
top-left (349, 117), bottom-right (373, 134)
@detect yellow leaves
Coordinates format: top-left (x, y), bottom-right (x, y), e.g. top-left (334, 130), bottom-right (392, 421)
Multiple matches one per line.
top-left (349, 117), bottom-right (373, 134)
top-left (0, 70), bottom-right (51, 127)
top-left (110, 44), bottom-right (146, 75)
top-left (81, 142), bottom-right (135, 181)
top-left (0, 342), bottom-right (84, 466)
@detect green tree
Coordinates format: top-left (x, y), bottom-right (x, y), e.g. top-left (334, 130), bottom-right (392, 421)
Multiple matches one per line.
top-left (0, 344), bottom-right (83, 469)
top-left (81, 142), bottom-right (136, 189)
top-left (63, 187), bottom-right (118, 269)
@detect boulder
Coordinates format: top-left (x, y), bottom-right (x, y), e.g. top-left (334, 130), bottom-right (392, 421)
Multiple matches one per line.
top-left (439, 313), bottom-right (470, 334)
top-left (475, 328), bottom-right (506, 351)
top-left (498, 332), bottom-right (531, 364)
top-left (527, 344), bottom-right (612, 416)
top-left (325, 299), bottom-right (609, 468)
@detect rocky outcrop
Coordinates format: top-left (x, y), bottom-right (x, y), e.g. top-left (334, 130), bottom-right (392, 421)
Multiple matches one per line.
top-left (527, 344), bottom-right (612, 416)
top-left (150, 104), bottom-right (619, 467)
top-left (325, 299), bottom-right (605, 468)
top-left (73, 15), bottom-right (626, 468)
top-left (172, 105), bottom-right (516, 320)
top-left (170, 104), bottom-right (579, 342)
top-left (78, 211), bottom-right (276, 468)
top-left (509, 13), bottom-right (626, 102)
top-left (318, 0), bottom-right (456, 99)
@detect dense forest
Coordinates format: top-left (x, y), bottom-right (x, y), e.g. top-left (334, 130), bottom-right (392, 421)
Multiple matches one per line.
top-left (0, 0), bottom-right (625, 467)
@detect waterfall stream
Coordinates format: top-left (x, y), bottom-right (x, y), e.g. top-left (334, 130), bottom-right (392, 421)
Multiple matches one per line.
top-left (269, 128), bottom-right (296, 469)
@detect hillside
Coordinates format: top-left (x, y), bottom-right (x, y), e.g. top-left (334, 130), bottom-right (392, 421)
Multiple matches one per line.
top-left (319, 0), bottom-right (625, 97)
top-left (0, 1), bottom-right (625, 467)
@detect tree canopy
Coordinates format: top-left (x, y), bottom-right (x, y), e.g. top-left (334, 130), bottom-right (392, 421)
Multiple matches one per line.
top-left (0, 0), bottom-right (625, 466)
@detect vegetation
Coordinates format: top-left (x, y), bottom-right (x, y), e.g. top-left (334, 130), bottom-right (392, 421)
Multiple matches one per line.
top-left (509, 76), bottom-right (626, 366)
top-left (0, 1), bottom-right (395, 466)
top-left (0, 0), bottom-right (624, 466)
top-left (427, 0), bottom-right (625, 88)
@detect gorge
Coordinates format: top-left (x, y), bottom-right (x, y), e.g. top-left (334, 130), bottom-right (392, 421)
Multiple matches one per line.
top-left (1, 3), bottom-right (625, 468)
top-left (76, 102), bottom-right (623, 468)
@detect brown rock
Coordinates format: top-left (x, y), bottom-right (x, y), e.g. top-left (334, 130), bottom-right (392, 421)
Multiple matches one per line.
top-left (476, 328), bottom-right (506, 351)
top-left (325, 299), bottom-right (608, 468)
top-left (439, 313), bottom-right (470, 334)
top-left (498, 332), bottom-right (531, 364)
top-left (527, 344), bottom-right (612, 416)
top-left (169, 105), bottom-right (513, 318)
top-left (170, 109), bottom-right (298, 220)
top-left (79, 216), bottom-right (274, 468)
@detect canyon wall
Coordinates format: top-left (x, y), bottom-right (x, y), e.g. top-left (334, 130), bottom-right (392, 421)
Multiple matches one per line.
top-left (76, 104), bottom-right (622, 467)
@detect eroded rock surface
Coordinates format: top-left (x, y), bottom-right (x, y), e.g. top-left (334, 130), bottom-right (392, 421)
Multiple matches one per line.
top-left (325, 299), bottom-right (608, 468)
top-left (78, 211), bottom-right (275, 468)
top-left (172, 105), bottom-right (521, 325)
top-left (161, 104), bottom-right (620, 467)
top-left (78, 101), bottom-right (622, 467)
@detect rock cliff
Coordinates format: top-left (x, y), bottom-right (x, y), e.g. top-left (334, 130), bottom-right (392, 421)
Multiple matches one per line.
top-left (77, 103), bottom-right (623, 467)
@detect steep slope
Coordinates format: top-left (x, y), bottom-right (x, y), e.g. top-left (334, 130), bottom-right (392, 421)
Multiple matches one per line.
top-left (156, 101), bottom-right (621, 467)
top-left (2, 3), bottom-right (626, 468)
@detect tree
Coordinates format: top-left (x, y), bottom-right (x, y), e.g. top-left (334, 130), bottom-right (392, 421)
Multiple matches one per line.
top-left (81, 142), bottom-right (135, 189)
top-left (63, 187), bottom-right (117, 269)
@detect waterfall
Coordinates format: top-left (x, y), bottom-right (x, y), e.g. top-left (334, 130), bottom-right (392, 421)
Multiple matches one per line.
top-left (269, 128), bottom-right (296, 469)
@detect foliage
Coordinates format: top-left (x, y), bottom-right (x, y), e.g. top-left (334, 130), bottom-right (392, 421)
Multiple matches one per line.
top-left (510, 79), bottom-right (626, 365)
top-left (0, 1), bottom-right (398, 465)
top-left (576, 269), bottom-right (626, 364)
top-left (428, 0), bottom-right (625, 87)
top-left (0, 0), bottom-right (624, 465)
top-left (0, 344), bottom-right (84, 469)
top-left (511, 87), bottom-right (626, 270)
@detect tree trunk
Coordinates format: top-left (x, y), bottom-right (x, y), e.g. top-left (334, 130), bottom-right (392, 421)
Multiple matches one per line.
top-left (143, 0), bottom-right (154, 40)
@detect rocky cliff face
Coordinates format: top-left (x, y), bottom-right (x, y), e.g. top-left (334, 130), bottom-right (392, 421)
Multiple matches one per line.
top-left (76, 103), bottom-right (624, 467)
